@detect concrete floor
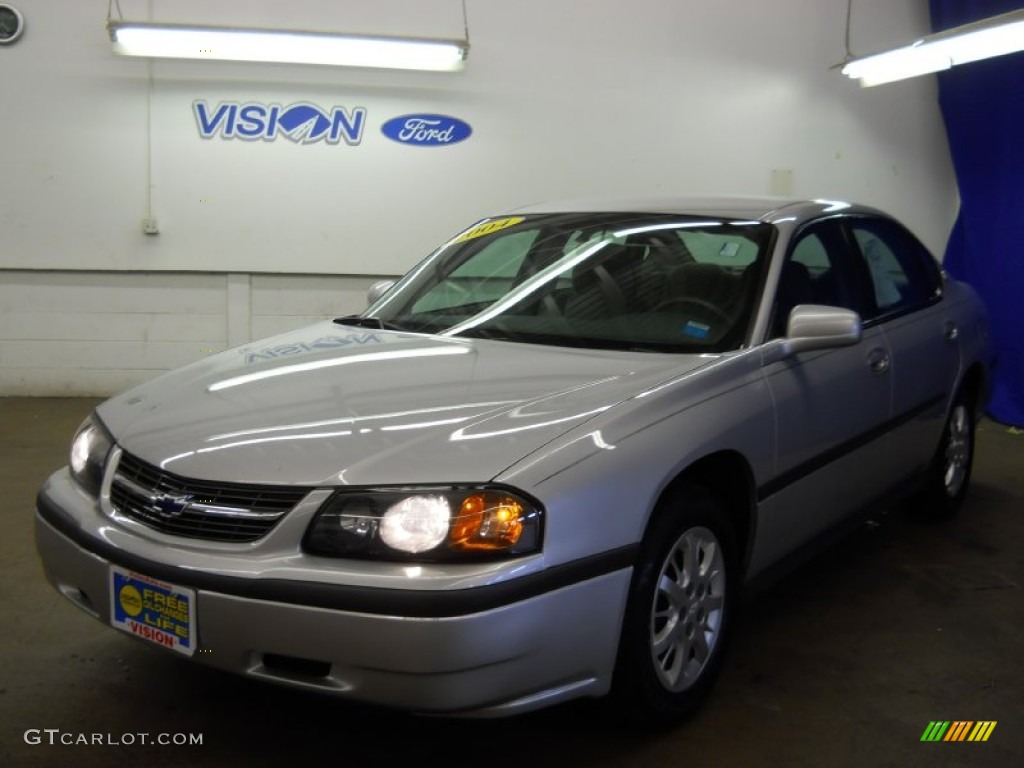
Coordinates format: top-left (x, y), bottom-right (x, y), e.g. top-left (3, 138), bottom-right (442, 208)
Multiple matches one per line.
top-left (1, 397), bottom-right (1021, 768)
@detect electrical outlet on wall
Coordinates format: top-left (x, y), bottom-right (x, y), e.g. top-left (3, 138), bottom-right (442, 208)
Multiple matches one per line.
top-left (142, 217), bottom-right (160, 235)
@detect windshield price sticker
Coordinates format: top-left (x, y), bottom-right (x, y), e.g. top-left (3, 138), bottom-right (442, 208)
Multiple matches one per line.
top-left (454, 217), bottom-right (525, 243)
top-left (110, 567), bottom-right (196, 656)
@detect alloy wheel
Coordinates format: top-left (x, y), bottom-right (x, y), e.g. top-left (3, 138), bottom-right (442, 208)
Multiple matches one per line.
top-left (649, 525), bottom-right (726, 692)
top-left (943, 403), bottom-right (971, 499)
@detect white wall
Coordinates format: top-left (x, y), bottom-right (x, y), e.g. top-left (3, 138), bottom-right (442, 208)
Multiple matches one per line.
top-left (0, 271), bottom-right (385, 394)
top-left (0, 0), bottom-right (957, 395)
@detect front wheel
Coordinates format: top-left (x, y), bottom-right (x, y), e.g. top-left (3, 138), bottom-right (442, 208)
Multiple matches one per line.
top-left (611, 482), bottom-right (737, 726)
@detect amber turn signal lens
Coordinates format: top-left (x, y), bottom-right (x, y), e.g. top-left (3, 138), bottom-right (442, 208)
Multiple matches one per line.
top-left (448, 492), bottom-right (525, 551)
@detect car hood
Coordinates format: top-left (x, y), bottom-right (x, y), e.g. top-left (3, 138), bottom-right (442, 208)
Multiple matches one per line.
top-left (97, 323), bottom-right (711, 487)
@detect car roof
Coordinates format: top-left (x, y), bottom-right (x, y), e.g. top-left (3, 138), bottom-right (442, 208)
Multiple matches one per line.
top-left (510, 196), bottom-right (887, 224)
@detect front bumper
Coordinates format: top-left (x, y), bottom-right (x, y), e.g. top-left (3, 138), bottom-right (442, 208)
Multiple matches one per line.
top-left (35, 469), bottom-right (633, 716)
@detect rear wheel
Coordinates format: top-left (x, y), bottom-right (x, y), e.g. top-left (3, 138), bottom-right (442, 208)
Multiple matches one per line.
top-left (612, 482), bottom-right (736, 726)
top-left (916, 389), bottom-right (975, 518)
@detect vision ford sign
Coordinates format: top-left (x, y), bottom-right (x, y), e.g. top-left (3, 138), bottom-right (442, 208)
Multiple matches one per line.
top-left (194, 101), bottom-right (366, 145)
top-left (381, 114), bottom-right (472, 146)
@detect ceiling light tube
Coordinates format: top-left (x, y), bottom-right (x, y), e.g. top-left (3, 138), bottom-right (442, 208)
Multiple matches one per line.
top-left (108, 21), bottom-right (468, 72)
top-left (841, 8), bottom-right (1024, 86)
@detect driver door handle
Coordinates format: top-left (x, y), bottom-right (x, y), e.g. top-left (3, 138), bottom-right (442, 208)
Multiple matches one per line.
top-left (867, 347), bottom-right (890, 374)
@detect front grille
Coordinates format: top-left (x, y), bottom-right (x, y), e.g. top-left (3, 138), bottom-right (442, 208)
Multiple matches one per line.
top-left (110, 451), bottom-right (312, 543)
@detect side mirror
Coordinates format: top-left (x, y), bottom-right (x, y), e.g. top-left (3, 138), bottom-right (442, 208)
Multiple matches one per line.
top-left (366, 279), bottom-right (396, 307)
top-left (765, 305), bottom-right (862, 363)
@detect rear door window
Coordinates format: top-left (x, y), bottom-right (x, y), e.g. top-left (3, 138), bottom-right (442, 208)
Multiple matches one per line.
top-left (846, 217), bottom-right (942, 319)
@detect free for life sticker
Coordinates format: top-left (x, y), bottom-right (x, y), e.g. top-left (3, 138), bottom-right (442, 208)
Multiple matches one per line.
top-left (110, 566), bottom-right (196, 656)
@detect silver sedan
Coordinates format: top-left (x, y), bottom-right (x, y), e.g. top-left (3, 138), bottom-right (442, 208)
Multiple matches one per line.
top-left (36, 198), bottom-right (991, 723)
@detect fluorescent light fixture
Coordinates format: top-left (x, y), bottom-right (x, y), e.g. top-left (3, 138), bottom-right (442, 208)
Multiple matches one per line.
top-left (841, 8), bottom-right (1024, 86)
top-left (108, 21), bottom-right (468, 71)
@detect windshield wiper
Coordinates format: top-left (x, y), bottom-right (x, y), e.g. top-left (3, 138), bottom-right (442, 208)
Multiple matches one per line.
top-left (333, 315), bottom-right (407, 332)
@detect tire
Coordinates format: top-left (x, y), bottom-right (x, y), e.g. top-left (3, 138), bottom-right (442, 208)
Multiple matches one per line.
top-left (916, 389), bottom-right (976, 519)
top-left (611, 482), bottom-right (737, 727)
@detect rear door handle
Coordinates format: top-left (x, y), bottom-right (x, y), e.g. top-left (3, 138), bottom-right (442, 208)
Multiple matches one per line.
top-left (867, 347), bottom-right (890, 374)
top-left (944, 321), bottom-right (959, 342)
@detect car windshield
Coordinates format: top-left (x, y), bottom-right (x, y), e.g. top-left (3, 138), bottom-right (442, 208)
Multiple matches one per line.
top-left (365, 212), bottom-right (775, 352)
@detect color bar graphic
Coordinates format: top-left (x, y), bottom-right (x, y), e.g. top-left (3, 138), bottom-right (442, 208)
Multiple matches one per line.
top-left (921, 721), bottom-right (996, 742)
top-left (944, 721), bottom-right (973, 741)
top-left (967, 722), bottom-right (997, 742)
top-left (921, 721), bottom-right (950, 741)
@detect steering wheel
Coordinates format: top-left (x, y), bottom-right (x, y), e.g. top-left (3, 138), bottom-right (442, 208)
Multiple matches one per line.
top-left (653, 297), bottom-right (732, 324)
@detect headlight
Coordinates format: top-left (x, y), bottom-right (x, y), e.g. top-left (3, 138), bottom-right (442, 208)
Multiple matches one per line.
top-left (303, 487), bottom-right (543, 561)
top-left (69, 416), bottom-right (114, 496)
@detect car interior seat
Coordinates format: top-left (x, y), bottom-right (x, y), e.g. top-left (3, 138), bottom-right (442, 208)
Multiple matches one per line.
top-left (565, 244), bottom-right (659, 319)
top-left (772, 260), bottom-right (815, 337)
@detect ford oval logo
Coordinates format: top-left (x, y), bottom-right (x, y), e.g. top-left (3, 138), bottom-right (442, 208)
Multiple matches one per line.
top-left (381, 114), bottom-right (472, 146)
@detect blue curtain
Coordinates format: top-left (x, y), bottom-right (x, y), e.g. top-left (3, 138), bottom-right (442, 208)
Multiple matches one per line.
top-left (930, 0), bottom-right (1024, 426)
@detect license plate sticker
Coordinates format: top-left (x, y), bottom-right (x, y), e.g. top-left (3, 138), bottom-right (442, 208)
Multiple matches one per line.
top-left (109, 567), bottom-right (196, 657)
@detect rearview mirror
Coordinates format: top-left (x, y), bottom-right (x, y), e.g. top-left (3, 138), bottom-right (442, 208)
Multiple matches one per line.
top-left (366, 279), bottom-right (396, 307)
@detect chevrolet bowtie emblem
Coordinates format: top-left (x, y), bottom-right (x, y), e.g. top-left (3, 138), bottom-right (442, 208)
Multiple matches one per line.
top-left (149, 493), bottom-right (194, 518)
